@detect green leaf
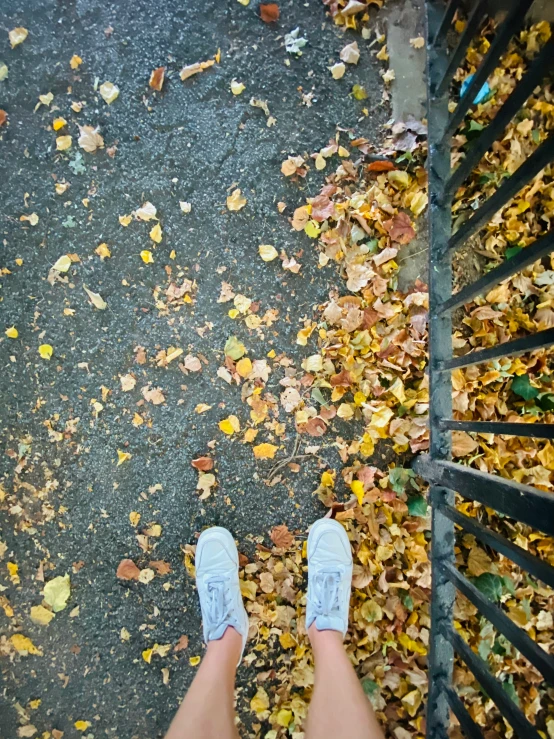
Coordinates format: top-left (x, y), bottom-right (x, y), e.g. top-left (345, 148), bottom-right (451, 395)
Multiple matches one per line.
top-left (537, 393), bottom-right (554, 411)
top-left (505, 245), bottom-right (523, 260)
top-left (224, 336), bottom-right (246, 361)
top-left (511, 374), bottom-right (539, 400)
top-left (352, 84), bottom-right (367, 101)
top-left (532, 129), bottom-right (540, 145)
top-left (43, 574), bottom-right (71, 612)
top-left (311, 387), bottom-right (329, 407)
top-left (361, 678), bottom-right (379, 697)
top-left (472, 573), bottom-right (504, 602)
top-left (407, 494), bottom-right (428, 517)
top-left (389, 467), bottom-right (415, 494)
top-left (502, 575), bottom-right (515, 596)
top-left (468, 120), bottom-right (484, 132)
top-left (502, 677), bottom-right (520, 706)
top-left (400, 592), bottom-right (414, 611)
top-left (69, 151), bottom-right (86, 174)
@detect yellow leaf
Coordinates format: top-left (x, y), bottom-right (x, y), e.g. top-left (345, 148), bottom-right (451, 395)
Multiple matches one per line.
top-left (140, 250), bottom-right (154, 263)
top-left (142, 648), bottom-right (153, 663)
top-left (10, 634), bottom-right (43, 656)
top-left (95, 243), bottom-right (111, 259)
top-left (43, 574), bottom-right (70, 612)
top-left (226, 188), bottom-right (247, 211)
top-left (243, 428), bottom-right (258, 443)
top-left (129, 511), bottom-right (141, 526)
top-left (320, 470), bottom-right (335, 488)
top-left (250, 687), bottom-right (270, 715)
top-left (132, 413), bottom-right (144, 427)
top-left (398, 632), bottom-right (427, 655)
top-left (279, 632), bottom-right (296, 649)
top-left (228, 308), bottom-right (239, 319)
top-left (239, 580), bottom-right (257, 600)
top-left (99, 81), bottom-right (119, 104)
top-left (219, 415), bottom-right (240, 435)
top-left (236, 357), bottom-right (253, 378)
top-left (52, 117), bottom-right (67, 131)
top-left (119, 214), bottom-right (132, 227)
top-left (253, 443), bottom-right (278, 460)
top-left (276, 709), bottom-right (293, 728)
top-left (189, 655), bottom-right (201, 666)
top-left (70, 54), bottom-right (83, 69)
top-left (304, 220), bottom-right (321, 238)
top-left (74, 721), bottom-right (91, 732)
top-left (8, 562), bottom-right (19, 583)
top-left (38, 344), bottom-right (53, 360)
top-left (52, 254), bottom-right (72, 272)
top-left (56, 135), bottom-right (72, 151)
top-left (149, 223), bottom-right (163, 243)
top-left (117, 450), bottom-right (132, 466)
top-left (315, 153), bottom-right (326, 169)
top-left (9, 27), bottom-right (29, 48)
top-left (230, 79), bottom-right (245, 95)
top-left (5, 326), bottom-right (18, 339)
top-left (351, 480), bottom-right (365, 504)
top-left (258, 244), bottom-right (278, 262)
top-left (194, 403), bottom-right (212, 414)
top-left (30, 605), bottom-right (55, 625)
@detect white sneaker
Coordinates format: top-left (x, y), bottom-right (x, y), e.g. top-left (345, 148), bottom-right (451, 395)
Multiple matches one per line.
top-left (306, 518), bottom-right (353, 636)
top-left (195, 526), bottom-right (249, 663)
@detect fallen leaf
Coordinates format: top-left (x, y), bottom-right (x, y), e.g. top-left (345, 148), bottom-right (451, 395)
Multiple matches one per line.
top-left (135, 201), bottom-right (157, 221)
top-left (9, 27), bottom-right (28, 48)
top-left (0, 110), bottom-right (7, 127)
top-left (53, 254), bottom-right (72, 272)
top-left (340, 41), bottom-right (360, 65)
top-left (116, 559), bottom-right (140, 580)
top-left (150, 560), bottom-right (171, 575)
top-left (383, 212), bottom-right (416, 244)
top-left (226, 188), bottom-right (247, 211)
top-left (95, 242), bottom-right (111, 259)
top-left (43, 575), bottom-right (70, 612)
top-left (74, 721), bottom-right (90, 732)
top-left (141, 250), bottom-right (154, 263)
top-left (129, 511), bottom-right (141, 526)
top-left (99, 81), bottom-right (119, 104)
top-left (70, 54), bottom-right (83, 69)
top-left (224, 335), bottom-right (246, 360)
top-left (367, 160), bottom-right (395, 172)
top-left (83, 285), bottom-right (107, 310)
top-left (78, 126), bottom-right (104, 152)
top-left (56, 135), bottom-right (72, 151)
top-left (150, 223), bottom-right (163, 243)
top-left (197, 472), bottom-right (216, 499)
top-left (230, 79), bottom-right (246, 95)
top-left (142, 386), bottom-right (165, 405)
top-left (149, 66), bottom-right (165, 91)
top-left (260, 3), bottom-right (280, 22)
top-left (259, 244), bottom-right (279, 261)
top-left (120, 374), bottom-right (136, 391)
top-left (38, 344), bottom-right (53, 360)
top-left (5, 327), bottom-right (18, 339)
top-left (10, 634), bottom-right (42, 656)
top-left (253, 443), bottom-right (278, 459)
top-left (410, 36), bottom-right (425, 49)
top-left (138, 568), bottom-right (155, 584)
top-left (189, 655), bottom-right (201, 666)
top-left (174, 635), bottom-right (189, 652)
top-left (30, 605), bottom-right (55, 625)
top-left (180, 58), bottom-right (215, 81)
top-left (191, 456), bottom-right (214, 472)
top-left (219, 415), bottom-right (241, 435)
top-left (329, 62), bottom-right (346, 79)
top-left (117, 450), bottom-right (132, 466)
top-left (270, 524), bottom-right (294, 548)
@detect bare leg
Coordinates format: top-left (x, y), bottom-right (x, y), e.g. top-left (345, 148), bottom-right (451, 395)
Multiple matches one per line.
top-left (306, 626), bottom-right (385, 739)
top-left (165, 627), bottom-right (242, 739)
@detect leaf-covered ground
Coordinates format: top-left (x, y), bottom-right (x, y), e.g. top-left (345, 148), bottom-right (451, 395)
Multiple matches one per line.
top-left (2, 1), bottom-right (554, 738)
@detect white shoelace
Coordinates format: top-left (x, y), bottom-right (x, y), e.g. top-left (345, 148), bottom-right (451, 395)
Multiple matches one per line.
top-left (206, 575), bottom-right (232, 632)
top-left (310, 570), bottom-right (341, 617)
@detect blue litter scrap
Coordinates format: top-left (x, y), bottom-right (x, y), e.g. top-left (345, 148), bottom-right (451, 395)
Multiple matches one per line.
top-left (460, 73), bottom-right (491, 104)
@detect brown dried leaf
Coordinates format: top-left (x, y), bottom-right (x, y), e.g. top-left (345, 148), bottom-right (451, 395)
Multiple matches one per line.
top-left (174, 635), bottom-right (189, 652)
top-left (260, 3), bottom-right (280, 22)
top-left (149, 66), bottom-right (165, 91)
top-left (383, 212), bottom-right (416, 244)
top-left (270, 524), bottom-right (294, 549)
top-left (116, 559), bottom-right (140, 580)
top-left (191, 456), bottom-right (214, 471)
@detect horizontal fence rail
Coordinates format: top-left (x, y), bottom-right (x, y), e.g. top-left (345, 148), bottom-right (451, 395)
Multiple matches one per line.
top-left (423, 0), bottom-right (554, 736)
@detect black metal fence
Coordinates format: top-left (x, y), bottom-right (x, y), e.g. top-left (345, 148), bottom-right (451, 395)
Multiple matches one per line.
top-left (415, 1), bottom-right (554, 736)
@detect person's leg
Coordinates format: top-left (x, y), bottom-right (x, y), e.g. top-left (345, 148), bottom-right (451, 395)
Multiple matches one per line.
top-left (304, 519), bottom-right (385, 739)
top-left (165, 626), bottom-right (242, 739)
top-left (165, 527), bottom-right (249, 739)
top-left (306, 625), bottom-right (384, 739)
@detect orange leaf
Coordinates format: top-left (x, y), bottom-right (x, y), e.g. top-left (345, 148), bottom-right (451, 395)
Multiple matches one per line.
top-left (116, 559), bottom-right (140, 580)
top-left (367, 160), bottom-right (395, 172)
top-left (149, 66), bottom-right (165, 91)
top-left (191, 456), bottom-right (214, 471)
top-left (260, 3), bottom-right (280, 22)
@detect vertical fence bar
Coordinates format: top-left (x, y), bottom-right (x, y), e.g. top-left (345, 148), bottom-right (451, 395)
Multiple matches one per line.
top-left (426, 1), bottom-right (455, 736)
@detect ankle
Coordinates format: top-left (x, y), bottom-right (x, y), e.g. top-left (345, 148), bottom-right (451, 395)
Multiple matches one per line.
top-left (308, 623), bottom-right (344, 654)
top-left (206, 625), bottom-right (243, 662)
